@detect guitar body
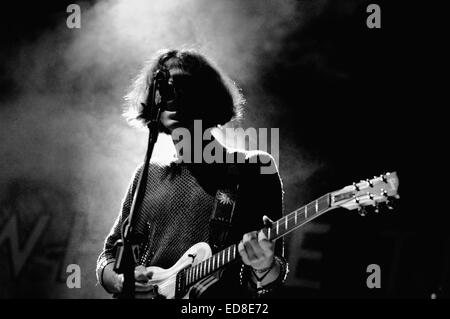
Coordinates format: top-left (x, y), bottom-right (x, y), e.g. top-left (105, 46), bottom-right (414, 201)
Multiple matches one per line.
top-left (145, 242), bottom-right (212, 299)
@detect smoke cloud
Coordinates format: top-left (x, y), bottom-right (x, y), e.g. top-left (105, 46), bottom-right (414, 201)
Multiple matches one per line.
top-left (0, 0), bottom-right (327, 297)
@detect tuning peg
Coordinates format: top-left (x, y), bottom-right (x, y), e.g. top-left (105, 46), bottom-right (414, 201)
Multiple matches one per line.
top-left (373, 202), bottom-right (380, 213)
top-left (385, 196), bottom-right (399, 211)
top-left (386, 198), bottom-right (394, 210)
top-left (368, 193), bottom-right (374, 200)
top-left (353, 182), bottom-right (360, 191)
top-left (358, 206), bottom-right (367, 216)
top-left (366, 179), bottom-right (374, 187)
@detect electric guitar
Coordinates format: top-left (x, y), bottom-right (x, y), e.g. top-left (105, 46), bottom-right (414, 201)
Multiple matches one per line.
top-left (133, 172), bottom-right (400, 298)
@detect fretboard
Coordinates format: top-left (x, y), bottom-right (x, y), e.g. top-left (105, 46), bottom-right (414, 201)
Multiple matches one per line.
top-left (182, 193), bottom-right (331, 287)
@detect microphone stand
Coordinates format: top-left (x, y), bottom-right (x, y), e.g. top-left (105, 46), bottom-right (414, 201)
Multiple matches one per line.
top-left (114, 70), bottom-right (167, 299)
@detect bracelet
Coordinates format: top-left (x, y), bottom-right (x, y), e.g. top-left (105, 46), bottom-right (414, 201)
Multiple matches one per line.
top-left (239, 255), bottom-right (290, 297)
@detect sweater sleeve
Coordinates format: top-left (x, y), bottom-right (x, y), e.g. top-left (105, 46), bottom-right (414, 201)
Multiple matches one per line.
top-left (238, 151), bottom-right (287, 297)
top-left (95, 164), bottom-right (143, 285)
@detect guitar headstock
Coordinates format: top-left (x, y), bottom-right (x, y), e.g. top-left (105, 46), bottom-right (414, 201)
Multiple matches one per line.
top-left (331, 172), bottom-right (400, 215)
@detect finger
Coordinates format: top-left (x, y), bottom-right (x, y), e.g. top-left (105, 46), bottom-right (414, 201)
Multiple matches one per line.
top-left (238, 241), bottom-right (251, 265)
top-left (144, 270), bottom-right (154, 280)
top-left (115, 274), bottom-right (124, 292)
top-left (259, 240), bottom-right (274, 255)
top-left (258, 229), bottom-right (269, 241)
top-left (245, 231), bottom-right (266, 257)
top-left (258, 231), bottom-right (274, 253)
top-left (135, 265), bottom-right (149, 283)
top-left (243, 232), bottom-right (263, 261)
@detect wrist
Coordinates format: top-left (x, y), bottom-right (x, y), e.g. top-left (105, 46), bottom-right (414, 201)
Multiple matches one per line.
top-left (252, 257), bottom-right (276, 274)
top-left (239, 255), bottom-right (289, 297)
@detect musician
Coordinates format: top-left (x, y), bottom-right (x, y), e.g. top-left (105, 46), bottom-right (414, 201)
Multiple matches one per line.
top-left (96, 49), bottom-right (288, 298)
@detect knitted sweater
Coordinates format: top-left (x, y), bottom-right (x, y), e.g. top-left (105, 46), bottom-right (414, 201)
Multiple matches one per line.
top-left (97, 146), bottom-right (284, 298)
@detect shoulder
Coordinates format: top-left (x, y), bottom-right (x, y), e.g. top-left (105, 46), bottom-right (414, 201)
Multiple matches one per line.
top-left (244, 150), bottom-right (276, 166)
top-left (129, 159), bottom-right (169, 183)
top-left (223, 146), bottom-right (279, 177)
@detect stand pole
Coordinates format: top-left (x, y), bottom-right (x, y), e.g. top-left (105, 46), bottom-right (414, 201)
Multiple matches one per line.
top-left (113, 69), bottom-right (168, 299)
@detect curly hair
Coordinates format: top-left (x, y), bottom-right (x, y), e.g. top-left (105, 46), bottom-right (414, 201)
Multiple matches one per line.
top-left (123, 49), bottom-right (244, 129)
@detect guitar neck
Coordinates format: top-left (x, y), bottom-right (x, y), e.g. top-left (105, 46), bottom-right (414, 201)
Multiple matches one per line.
top-left (183, 193), bottom-right (333, 287)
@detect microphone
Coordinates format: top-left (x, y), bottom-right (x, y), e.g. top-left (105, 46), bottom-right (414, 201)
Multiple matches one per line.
top-left (153, 69), bottom-right (174, 108)
top-left (141, 68), bottom-right (172, 128)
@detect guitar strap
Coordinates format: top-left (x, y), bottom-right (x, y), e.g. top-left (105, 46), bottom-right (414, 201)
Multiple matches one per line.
top-left (189, 164), bottom-right (240, 299)
top-left (208, 165), bottom-right (240, 252)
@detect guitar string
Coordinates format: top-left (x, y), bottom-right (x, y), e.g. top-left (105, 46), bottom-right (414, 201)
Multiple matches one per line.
top-left (165, 179), bottom-right (395, 291)
top-left (269, 194), bottom-right (374, 239)
top-left (184, 198), bottom-right (330, 284)
top-left (147, 197), bottom-right (362, 293)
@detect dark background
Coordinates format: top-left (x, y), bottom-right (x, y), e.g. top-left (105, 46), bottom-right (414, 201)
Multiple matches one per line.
top-left (0, 0), bottom-right (444, 298)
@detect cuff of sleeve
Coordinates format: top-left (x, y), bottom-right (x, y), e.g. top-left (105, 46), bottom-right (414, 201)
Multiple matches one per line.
top-left (96, 257), bottom-right (116, 288)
